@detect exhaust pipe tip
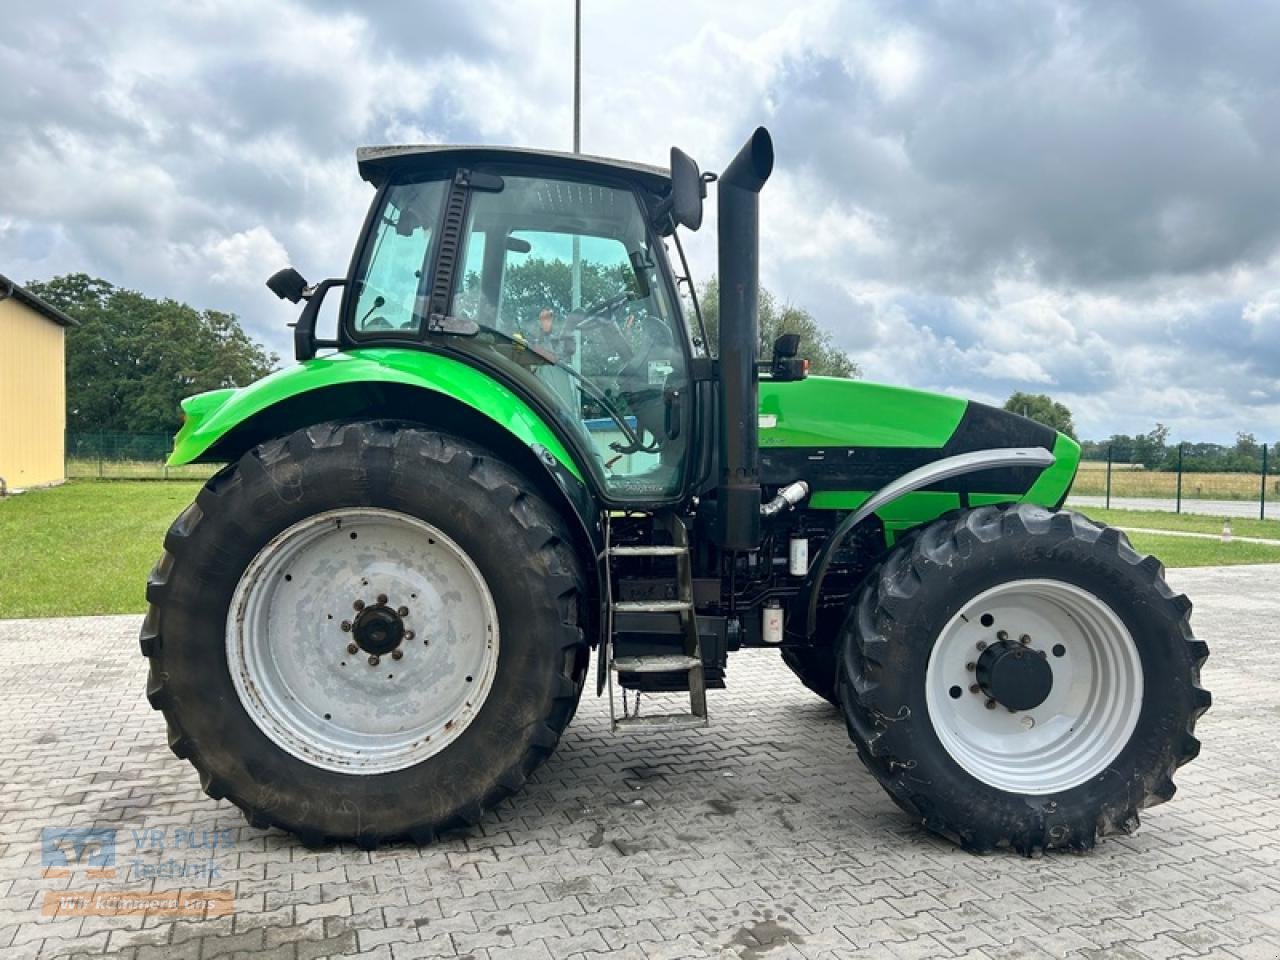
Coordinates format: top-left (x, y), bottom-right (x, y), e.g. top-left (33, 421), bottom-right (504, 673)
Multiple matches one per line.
top-left (720, 127), bottom-right (774, 193)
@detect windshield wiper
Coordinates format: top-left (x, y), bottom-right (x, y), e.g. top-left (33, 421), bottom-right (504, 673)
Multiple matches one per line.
top-left (466, 322), bottom-right (658, 455)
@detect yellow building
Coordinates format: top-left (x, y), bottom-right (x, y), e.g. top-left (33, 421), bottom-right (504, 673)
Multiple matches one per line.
top-left (0, 275), bottom-right (75, 490)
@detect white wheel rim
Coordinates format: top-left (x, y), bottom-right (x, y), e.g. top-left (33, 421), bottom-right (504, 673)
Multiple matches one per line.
top-left (227, 508), bottom-right (499, 775)
top-left (924, 579), bottom-right (1143, 795)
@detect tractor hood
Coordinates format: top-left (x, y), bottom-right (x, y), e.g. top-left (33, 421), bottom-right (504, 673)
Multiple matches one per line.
top-left (756, 375), bottom-right (1081, 519)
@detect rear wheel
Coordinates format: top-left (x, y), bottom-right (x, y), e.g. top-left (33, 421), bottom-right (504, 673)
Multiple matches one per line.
top-left (837, 504), bottom-right (1210, 854)
top-left (142, 421), bottom-right (588, 847)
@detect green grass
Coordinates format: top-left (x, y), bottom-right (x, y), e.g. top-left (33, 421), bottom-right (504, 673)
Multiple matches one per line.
top-left (1079, 508), bottom-right (1280, 540)
top-left (2, 482), bottom-right (1278, 620)
top-left (1124, 532), bottom-right (1280, 568)
top-left (0, 480), bottom-right (201, 618)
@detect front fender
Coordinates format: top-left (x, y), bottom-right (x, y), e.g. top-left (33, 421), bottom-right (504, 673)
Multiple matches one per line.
top-left (170, 348), bottom-right (586, 482)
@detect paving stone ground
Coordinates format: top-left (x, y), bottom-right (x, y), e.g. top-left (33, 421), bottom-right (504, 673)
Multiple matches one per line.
top-left (1, 564), bottom-right (1278, 959)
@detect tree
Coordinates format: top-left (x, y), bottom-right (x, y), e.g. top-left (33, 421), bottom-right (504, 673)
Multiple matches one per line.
top-left (25, 273), bottom-right (278, 435)
top-left (1132, 423), bottom-right (1170, 470)
top-left (694, 279), bottom-right (859, 379)
top-left (1002, 392), bottom-right (1077, 439)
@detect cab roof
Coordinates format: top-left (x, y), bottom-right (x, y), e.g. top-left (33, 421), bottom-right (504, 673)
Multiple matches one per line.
top-left (356, 144), bottom-right (672, 193)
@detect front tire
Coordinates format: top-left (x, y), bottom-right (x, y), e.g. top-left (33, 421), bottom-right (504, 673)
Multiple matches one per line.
top-left (142, 421), bottom-right (587, 847)
top-left (837, 504), bottom-right (1210, 854)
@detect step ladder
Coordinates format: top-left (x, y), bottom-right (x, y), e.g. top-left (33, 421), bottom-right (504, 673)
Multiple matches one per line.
top-left (604, 513), bottom-right (708, 732)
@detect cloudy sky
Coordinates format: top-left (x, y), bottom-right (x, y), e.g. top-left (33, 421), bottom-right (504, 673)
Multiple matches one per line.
top-left (3, 0), bottom-right (1279, 442)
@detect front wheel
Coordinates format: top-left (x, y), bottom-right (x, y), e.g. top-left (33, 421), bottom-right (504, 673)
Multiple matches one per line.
top-left (142, 421), bottom-right (588, 847)
top-left (838, 504), bottom-right (1210, 854)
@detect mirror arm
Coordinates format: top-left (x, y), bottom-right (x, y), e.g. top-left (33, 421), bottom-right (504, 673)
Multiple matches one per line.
top-left (292, 278), bottom-right (345, 362)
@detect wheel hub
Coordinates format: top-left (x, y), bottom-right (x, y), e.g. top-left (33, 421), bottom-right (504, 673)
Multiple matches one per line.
top-left (352, 603), bottom-right (404, 656)
top-left (976, 639), bottom-right (1053, 711)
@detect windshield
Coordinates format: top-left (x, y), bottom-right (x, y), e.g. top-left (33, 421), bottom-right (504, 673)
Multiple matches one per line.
top-left (452, 175), bottom-right (690, 499)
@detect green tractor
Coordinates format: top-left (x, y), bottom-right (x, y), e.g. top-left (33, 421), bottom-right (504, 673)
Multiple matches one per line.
top-left (143, 128), bottom-right (1209, 854)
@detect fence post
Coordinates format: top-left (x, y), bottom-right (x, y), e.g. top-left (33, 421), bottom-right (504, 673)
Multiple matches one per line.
top-left (1263, 444), bottom-right (1269, 522)
top-left (1175, 443), bottom-right (1184, 514)
top-left (1105, 444), bottom-right (1112, 510)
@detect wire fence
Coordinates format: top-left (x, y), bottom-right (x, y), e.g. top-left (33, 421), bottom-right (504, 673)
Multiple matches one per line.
top-left (65, 433), bottom-right (217, 480)
top-left (1068, 441), bottom-right (1277, 521)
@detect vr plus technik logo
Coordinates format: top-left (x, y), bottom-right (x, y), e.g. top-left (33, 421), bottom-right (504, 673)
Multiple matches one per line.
top-left (41, 827), bottom-right (117, 879)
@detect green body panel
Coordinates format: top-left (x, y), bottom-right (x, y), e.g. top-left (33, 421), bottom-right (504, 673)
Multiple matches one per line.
top-left (169, 348), bottom-right (584, 481)
top-left (759, 376), bottom-right (967, 448)
top-left (760, 376), bottom-right (1081, 533)
top-left (172, 353), bottom-right (1079, 541)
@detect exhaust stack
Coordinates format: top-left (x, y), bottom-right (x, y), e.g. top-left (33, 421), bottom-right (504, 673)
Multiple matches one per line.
top-left (714, 127), bottom-right (774, 551)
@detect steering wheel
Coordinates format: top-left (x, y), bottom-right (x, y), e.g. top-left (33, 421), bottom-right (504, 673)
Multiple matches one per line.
top-left (569, 291), bottom-right (635, 364)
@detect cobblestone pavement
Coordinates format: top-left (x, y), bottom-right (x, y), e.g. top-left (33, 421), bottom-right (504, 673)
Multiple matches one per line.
top-left (1, 565), bottom-right (1278, 959)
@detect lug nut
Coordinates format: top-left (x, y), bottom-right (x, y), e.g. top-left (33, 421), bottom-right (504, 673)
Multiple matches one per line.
top-left (340, 620), bottom-right (352, 632)
top-left (353, 600), bottom-right (365, 611)
top-left (368, 655), bottom-right (380, 666)
top-left (346, 643), bottom-right (359, 655)
top-left (1019, 634), bottom-right (1031, 645)
top-left (377, 593), bottom-right (388, 605)
top-left (976, 640), bottom-right (987, 651)
top-left (969, 684), bottom-right (980, 694)
top-left (397, 606), bottom-right (409, 617)
top-left (997, 630), bottom-right (1009, 642)
top-left (391, 649), bottom-right (403, 661)
top-left (405, 631), bottom-right (415, 641)
top-left (965, 661), bottom-right (976, 671)
top-left (985, 699), bottom-right (997, 710)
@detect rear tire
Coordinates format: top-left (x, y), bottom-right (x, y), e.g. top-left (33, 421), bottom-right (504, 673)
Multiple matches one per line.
top-left (141, 421), bottom-right (587, 847)
top-left (837, 504), bottom-right (1210, 854)
top-left (781, 646), bottom-right (839, 706)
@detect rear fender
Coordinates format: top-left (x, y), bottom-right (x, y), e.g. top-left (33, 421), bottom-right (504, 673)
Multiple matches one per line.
top-left (171, 349), bottom-right (604, 638)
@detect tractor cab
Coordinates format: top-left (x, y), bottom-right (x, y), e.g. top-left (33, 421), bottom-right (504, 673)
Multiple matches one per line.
top-left (325, 146), bottom-right (708, 504)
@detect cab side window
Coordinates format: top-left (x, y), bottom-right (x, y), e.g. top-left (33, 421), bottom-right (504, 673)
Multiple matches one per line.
top-left (351, 179), bottom-right (446, 335)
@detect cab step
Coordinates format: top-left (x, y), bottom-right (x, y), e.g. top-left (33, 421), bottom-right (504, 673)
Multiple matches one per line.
top-left (613, 600), bottom-right (692, 614)
top-left (608, 545), bottom-right (687, 557)
top-left (613, 714), bottom-right (709, 731)
top-left (612, 655), bottom-right (703, 673)
top-left (603, 512), bottom-right (708, 734)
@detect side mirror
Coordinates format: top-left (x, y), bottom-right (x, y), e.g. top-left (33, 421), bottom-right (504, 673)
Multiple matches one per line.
top-left (292, 278), bottom-right (345, 362)
top-left (654, 146), bottom-right (704, 234)
top-left (770, 333), bottom-right (808, 381)
top-left (773, 333), bottom-right (802, 358)
top-left (266, 267), bottom-right (308, 304)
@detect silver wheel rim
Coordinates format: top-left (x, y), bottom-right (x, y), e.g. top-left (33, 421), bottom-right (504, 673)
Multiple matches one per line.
top-left (227, 508), bottom-right (499, 775)
top-left (924, 579), bottom-right (1143, 794)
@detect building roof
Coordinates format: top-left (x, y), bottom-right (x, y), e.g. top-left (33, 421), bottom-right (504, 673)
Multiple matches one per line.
top-left (356, 144), bottom-right (671, 193)
top-left (0, 274), bottom-right (78, 328)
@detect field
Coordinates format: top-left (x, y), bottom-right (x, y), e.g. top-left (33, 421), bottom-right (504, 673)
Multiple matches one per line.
top-left (0, 481), bottom-right (201, 618)
top-left (1070, 460), bottom-right (1275, 501)
top-left (1122, 532), bottom-right (1280, 568)
top-left (1079, 507), bottom-right (1280, 540)
top-left (2, 481), bottom-right (1278, 620)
